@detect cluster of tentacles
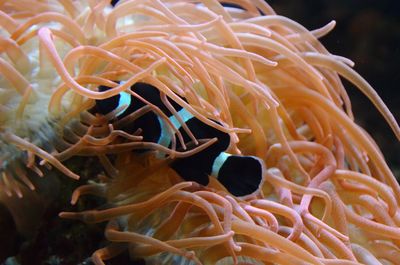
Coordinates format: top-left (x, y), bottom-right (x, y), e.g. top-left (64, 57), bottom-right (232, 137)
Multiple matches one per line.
top-left (1, 0), bottom-right (400, 264)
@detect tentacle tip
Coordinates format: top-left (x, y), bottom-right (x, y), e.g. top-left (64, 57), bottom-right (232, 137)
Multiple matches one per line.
top-left (341, 236), bottom-right (350, 242)
top-left (185, 250), bottom-right (196, 259)
top-left (72, 174), bottom-right (80, 180)
top-left (59, 211), bottom-right (77, 220)
top-left (233, 244), bottom-right (242, 252)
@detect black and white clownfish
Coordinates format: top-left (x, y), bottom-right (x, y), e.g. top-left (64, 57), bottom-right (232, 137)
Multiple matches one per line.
top-left (94, 82), bottom-right (264, 197)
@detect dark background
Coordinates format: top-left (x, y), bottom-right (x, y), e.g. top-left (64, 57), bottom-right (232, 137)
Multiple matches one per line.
top-left (269, 0), bottom-right (400, 177)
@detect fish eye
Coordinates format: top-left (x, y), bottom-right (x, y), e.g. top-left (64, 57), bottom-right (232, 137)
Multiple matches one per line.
top-left (94, 84), bottom-right (121, 116)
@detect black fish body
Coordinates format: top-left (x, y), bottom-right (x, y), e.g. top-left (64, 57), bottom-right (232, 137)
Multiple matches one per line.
top-left (95, 82), bottom-right (264, 197)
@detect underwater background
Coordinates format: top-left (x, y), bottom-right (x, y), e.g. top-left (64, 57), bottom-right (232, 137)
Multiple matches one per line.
top-left (0, 1), bottom-right (399, 265)
top-left (269, 0), bottom-right (400, 175)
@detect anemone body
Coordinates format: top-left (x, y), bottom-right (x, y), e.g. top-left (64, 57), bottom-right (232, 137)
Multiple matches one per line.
top-left (1, 1), bottom-right (400, 265)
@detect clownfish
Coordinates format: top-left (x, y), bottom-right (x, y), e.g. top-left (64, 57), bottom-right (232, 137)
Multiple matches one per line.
top-left (94, 82), bottom-right (264, 197)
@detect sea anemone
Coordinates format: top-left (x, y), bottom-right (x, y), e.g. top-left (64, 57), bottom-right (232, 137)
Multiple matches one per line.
top-left (1, 0), bottom-right (400, 264)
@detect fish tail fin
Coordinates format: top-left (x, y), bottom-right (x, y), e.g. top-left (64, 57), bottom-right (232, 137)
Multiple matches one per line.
top-left (216, 155), bottom-right (264, 197)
